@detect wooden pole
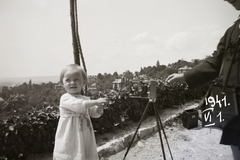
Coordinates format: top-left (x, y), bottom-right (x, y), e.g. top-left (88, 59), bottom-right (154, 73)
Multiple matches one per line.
top-left (69, 0), bottom-right (80, 65)
top-left (69, 0), bottom-right (88, 94)
top-left (73, 0), bottom-right (87, 74)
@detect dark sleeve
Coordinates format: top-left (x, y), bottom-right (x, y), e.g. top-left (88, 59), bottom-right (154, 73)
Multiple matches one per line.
top-left (183, 27), bottom-right (229, 89)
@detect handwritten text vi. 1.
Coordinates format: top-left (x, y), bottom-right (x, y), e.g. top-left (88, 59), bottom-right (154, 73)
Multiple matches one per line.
top-left (202, 95), bottom-right (230, 127)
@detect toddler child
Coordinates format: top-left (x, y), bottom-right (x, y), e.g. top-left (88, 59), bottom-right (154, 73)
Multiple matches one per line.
top-left (53, 64), bottom-right (108, 160)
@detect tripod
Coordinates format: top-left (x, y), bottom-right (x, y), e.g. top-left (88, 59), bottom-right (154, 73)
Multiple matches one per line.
top-left (123, 81), bottom-right (173, 160)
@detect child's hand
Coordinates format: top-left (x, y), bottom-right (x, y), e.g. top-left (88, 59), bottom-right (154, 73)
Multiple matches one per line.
top-left (95, 98), bottom-right (108, 114)
top-left (97, 98), bottom-right (109, 109)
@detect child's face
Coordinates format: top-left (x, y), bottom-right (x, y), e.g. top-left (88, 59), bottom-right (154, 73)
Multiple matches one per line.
top-left (62, 69), bottom-right (84, 94)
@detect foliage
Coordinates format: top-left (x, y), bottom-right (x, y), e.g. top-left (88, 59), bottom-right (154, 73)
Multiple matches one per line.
top-left (139, 59), bottom-right (201, 79)
top-left (0, 82), bottom-right (209, 160)
top-left (0, 106), bottom-right (59, 160)
top-left (0, 59), bottom-right (208, 159)
top-left (0, 82), bottom-right (65, 117)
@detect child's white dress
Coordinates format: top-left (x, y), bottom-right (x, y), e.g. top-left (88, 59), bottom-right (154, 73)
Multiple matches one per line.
top-left (53, 93), bottom-right (102, 160)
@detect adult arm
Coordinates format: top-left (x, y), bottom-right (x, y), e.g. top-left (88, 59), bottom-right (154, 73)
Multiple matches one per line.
top-left (183, 27), bottom-right (229, 89)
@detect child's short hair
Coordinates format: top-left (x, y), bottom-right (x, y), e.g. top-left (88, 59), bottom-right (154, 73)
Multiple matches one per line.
top-left (59, 64), bottom-right (87, 85)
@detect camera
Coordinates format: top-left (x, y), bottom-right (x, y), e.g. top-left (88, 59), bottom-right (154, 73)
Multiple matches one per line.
top-left (129, 79), bottom-right (158, 100)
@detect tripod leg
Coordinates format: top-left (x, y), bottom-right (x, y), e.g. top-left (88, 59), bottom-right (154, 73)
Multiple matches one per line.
top-left (123, 101), bottom-right (151, 160)
top-left (155, 104), bottom-right (174, 160)
top-left (153, 102), bottom-right (166, 160)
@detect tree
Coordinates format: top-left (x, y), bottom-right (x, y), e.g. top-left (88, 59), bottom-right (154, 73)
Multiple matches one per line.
top-left (140, 67), bottom-right (144, 75)
top-left (12, 83), bottom-right (28, 95)
top-left (134, 71), bottom-right (139, 77)
top-left (113, 72), bottom-right (119, 79)
top-left (97, 73), bottom-right (104, 80)
top-left (1, 86), bottom-right (11, 99)
top-left (156, 60), bottom-right (160, 67)
top-left (28, 79), bottom-right (32, 91)
top-left (47, 82), bottom-right (54, 89)
top-left (123, 70), bottom-right (133, 82)
top-left (104, 73), bottom-right (112, 81)
top-left (193, 59), bottom-right (199, 66)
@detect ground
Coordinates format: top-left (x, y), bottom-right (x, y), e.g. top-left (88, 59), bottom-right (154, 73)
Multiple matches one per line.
top-left (95, 100), bottom-right (201, 148)
top-left (27, 100), bottom-right (235, 160)
top-left (105, 117), bottom-right (233, 160)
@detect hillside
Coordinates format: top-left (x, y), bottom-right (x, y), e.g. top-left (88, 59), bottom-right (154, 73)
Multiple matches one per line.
top-left (0, 76), bottom-right (59, 87)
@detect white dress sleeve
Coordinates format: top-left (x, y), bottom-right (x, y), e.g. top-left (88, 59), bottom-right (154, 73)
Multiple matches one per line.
top-left (89, 106), bottom-right (103, 118)
top-left (60, 93), bottom-right (86, 113)
top-left (84, 96), bottom-right (103, 118)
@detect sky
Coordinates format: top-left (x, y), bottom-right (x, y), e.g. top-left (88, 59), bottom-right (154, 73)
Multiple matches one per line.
top-left (0, 0), bottom-right (239, 78)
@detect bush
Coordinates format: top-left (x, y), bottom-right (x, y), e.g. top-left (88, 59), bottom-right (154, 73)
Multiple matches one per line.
top-left (0, 83), bottom-right (209, 160)
top-left (0, 107), bottom-right (59, 160)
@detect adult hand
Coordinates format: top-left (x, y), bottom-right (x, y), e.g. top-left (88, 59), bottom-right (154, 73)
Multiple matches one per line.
top-left (165, 73), bottom-right (186, 83)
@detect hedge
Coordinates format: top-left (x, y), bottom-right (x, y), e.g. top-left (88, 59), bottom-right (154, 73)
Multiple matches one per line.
top-left (0, 83), bottom-right (209, 160)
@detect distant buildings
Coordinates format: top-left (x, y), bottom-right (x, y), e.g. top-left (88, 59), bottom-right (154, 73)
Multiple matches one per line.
top-left (55, 84), bottom-right (63, 90)
top-left (112, 79), bottom-right (122, 90)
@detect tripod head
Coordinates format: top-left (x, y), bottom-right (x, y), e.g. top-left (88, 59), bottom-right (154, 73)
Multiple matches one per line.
top-left (149, 80), bottom-right (157, 102)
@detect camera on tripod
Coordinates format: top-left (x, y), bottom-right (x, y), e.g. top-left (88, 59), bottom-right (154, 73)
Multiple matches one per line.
top-left (124, 79), bottom-right (173, 160)
top-left (129, 79), bottom-right (158, 100)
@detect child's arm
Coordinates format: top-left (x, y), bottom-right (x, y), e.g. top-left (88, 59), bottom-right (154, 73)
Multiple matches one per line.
top-left (85, 98), bottom-right (108, 109)
top-left (89, 105), bottom-right (104, 118)
top-left (60, 93), bottom-right (108, 114)
top-left (87, 98), bottom-right (107, 118)
top-left (95, 105), bottom-right (104, 115)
